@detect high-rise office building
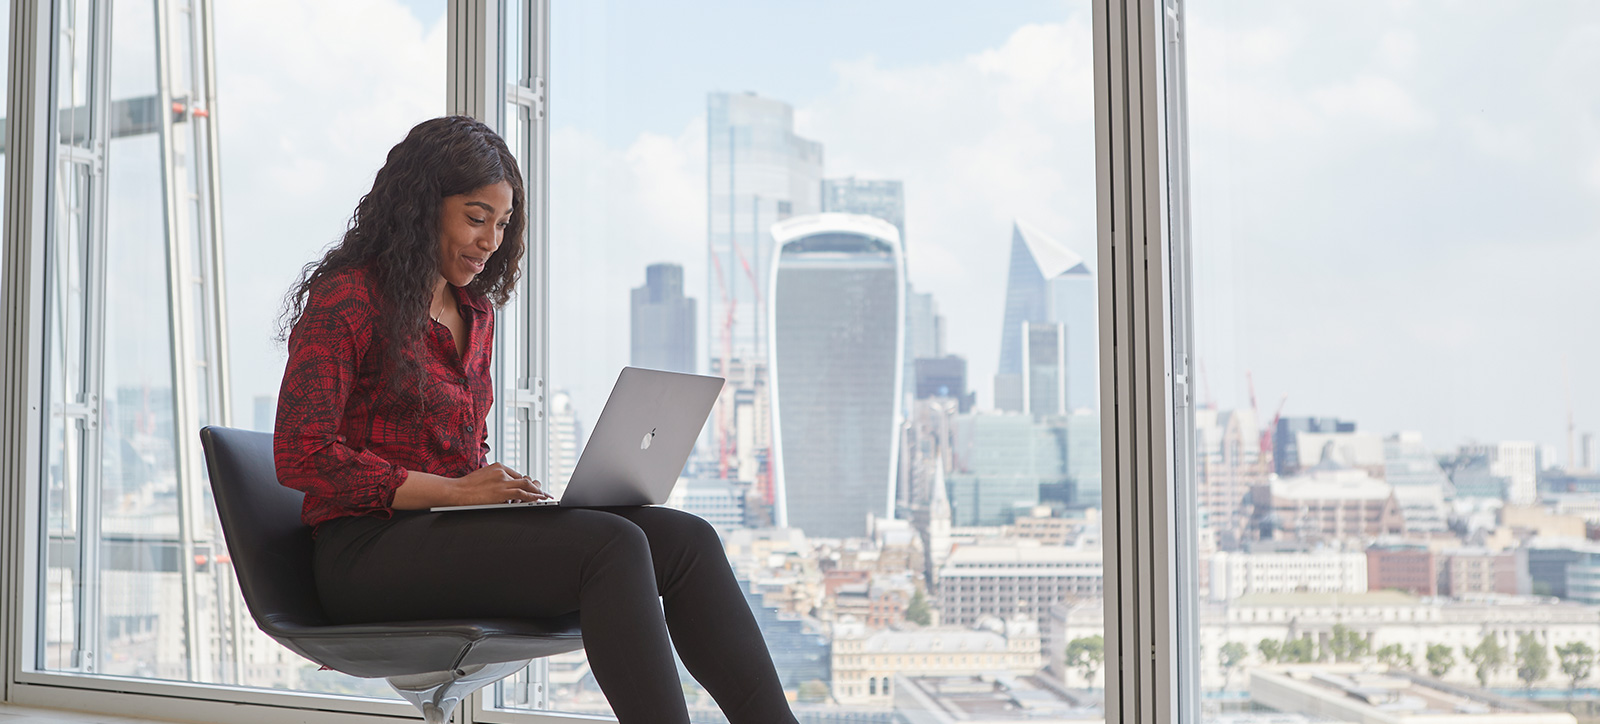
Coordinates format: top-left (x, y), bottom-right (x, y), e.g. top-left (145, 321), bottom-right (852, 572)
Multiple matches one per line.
top-left (1273, 416), bottom-right (1357, 475)
top-left (946, 412), bottom-right (1081, 526)
top-left (1194, 408), bottom-right (1265, 548)
top-left (707, 92), bottom-right (823, 363)
top-left (821, 177), bottom-right (904, 243)
top-left (1020, 322), bottom-right (1066, 417)
top-left (1462, 441), bottom-right (1539, 505)
top-left (994, 220), bottom-right (1097, 414)
top-left (914, 356), bottom-right (974, 413)
top-left (705, 92), bottom-right (824, 498)
top-left (903, 287), bottom-right (943, 399)
top-left (630, 263), bottom-right (696, 374)
top-left (769, 213), bottom-right (904, 539)
top-left (823, 177), bottom-right (925, 401)
top-left (547, 390), bottom-right (583, 498)
top-left (252, 394), bottom-right (276, 433)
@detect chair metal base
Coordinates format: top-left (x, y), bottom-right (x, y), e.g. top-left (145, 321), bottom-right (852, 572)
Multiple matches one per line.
top-left (387, 659), bottom-right (531, 723)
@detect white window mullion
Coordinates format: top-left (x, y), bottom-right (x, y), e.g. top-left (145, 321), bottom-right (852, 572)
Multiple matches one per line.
top-left (1095, 2), bottom-right (1198, 724)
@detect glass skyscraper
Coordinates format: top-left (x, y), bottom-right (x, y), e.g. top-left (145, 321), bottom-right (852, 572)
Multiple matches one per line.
top-left (994, 220), bottom-right (1097, 414)
top-left (706, 92), bottom-right (824, 363)
top-left (705, 92), bottom-right (824, 493)
top-left (630, 263), bottom-right (696, 374)
top-left (768, 213), bottom-right (905, 539)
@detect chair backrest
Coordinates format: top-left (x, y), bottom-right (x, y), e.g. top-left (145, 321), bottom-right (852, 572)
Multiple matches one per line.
top-left (199, 426), bottom-right (328, 632)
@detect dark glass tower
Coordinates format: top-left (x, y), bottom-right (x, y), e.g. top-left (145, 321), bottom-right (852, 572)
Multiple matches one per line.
top-left (769, 213), bottom-right (905, 539)
top-left (630, 263), bottom-right (696, 374)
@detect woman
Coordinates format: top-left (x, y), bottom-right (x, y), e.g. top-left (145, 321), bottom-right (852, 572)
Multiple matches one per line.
top-left (273, 116), bottom-right (798, 724)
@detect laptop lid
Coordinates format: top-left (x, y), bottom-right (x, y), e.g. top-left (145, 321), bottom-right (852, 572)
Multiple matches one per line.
top-left (558, 367), bottom-right (725, 507)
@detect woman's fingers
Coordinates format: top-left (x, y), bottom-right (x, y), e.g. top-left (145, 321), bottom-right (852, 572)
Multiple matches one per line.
top-left (519, 476), bottom-right (551, 499)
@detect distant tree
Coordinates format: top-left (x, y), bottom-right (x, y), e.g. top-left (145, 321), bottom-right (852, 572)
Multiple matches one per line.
top-left (1282, 637), bottom-right (1317, 663)
top-left (1427, 643), bottom-right (1456, 678)
top-left (1219, 642), bottom-right (1250, 689)
top-left (905, 590), bottom-right (932, 626)
top-left (1067, 635), bottom-right (1106, 687)
top-left (1557, 641), bottom-right (1595, 696)
top-left (1377, 644), bottom-right (1414, 670)
top-left (1327, 625), bottom-right (1370, 663)
top-left (1258, 638), bottom-right (1282, 663)
top-left (1516, 634), bottom-right (1551, 690)
top-left (1465, 634), bottom-right (1508, 688)
top-left (798, 679), bottom-right (830, 703)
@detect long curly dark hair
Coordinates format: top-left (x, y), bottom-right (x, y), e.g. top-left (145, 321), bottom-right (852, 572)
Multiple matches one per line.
top-left (277, 115), bottom-right (526, 394)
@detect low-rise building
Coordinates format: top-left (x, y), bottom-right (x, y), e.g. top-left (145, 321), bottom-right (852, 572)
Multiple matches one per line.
top-left (830, 618), bottom-right (1041, 706)
top-left (1050, 592), bottom-right (1600, 691)
top-left (937, 541), bottom-right (1102, 633)
top-left (1250, 470), bottom-right (1404, 543)
top-left (1208, 549), bottom-right (1367, 601)
top-left (1437, 549), bottom-right (1517, 596)
top-left (1367, 544), bottom-right (1437, 596)
top-left (894, 674), bottom-right (1102, 723)
top-left (1251, 666), bottom-right (1575, 724)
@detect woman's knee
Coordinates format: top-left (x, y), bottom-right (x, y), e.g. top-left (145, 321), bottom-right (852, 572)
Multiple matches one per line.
top-left (570, 511), bottom-right (652, 577)
top-left (639, 507), bottom-right (725, 555)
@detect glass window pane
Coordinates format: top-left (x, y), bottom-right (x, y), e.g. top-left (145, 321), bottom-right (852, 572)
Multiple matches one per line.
top-left (213, 0), bottom-right (446, 697)
top-left (1187, 2), bottom-right (1600, 719)
top-left (504, 1), bottom-right (1105, 718)
top-left (32, 0), bottom-right (448, 701)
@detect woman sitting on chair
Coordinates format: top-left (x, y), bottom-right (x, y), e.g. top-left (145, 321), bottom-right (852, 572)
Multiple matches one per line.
top-left (273, 115), bottom-right (799, 724)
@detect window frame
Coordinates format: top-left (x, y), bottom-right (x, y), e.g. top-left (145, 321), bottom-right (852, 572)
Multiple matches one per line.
top-left (0, 1), bottom-right (1193, 723)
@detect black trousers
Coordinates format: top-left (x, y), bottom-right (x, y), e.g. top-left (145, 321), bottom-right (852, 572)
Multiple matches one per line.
top-left (314, 505), bottom-right (798, 724)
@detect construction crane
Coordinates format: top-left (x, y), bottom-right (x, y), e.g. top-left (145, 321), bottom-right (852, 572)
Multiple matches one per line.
top-left (1247, 371), bottom-right (1287, 467)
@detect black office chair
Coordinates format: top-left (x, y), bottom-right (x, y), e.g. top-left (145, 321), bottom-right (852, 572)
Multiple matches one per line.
top-left (199, 426), bottom-right (583, 723)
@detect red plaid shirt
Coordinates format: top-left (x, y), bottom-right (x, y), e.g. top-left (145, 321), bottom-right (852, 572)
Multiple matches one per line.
top-left (274, 267), bottom-right (495, 528)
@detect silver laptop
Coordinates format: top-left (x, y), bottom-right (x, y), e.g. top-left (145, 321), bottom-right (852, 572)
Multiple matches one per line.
top-left (429, 367), bottom-right (724, 512)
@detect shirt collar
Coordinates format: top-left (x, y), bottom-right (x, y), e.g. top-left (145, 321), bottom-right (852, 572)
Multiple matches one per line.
top-left (452, 284), bottom-right (492, 314)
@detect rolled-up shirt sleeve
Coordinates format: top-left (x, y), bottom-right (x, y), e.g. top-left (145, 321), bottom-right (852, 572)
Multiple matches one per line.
top-left (274, 277), bottom-right (408, 516)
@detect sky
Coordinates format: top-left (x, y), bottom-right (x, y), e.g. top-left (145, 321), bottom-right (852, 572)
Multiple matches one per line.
top-left (215, 0), bottom-right (1600, 462)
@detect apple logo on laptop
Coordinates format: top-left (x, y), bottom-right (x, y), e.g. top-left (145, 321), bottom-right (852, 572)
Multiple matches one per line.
top-left (641, 428), bottom-right (656, 450)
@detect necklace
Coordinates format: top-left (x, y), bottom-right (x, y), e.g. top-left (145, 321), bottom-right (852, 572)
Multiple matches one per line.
top-left (430, 297), bottom-right (443, 323)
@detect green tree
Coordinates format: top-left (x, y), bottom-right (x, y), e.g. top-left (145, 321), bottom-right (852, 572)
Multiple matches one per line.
top-left (1327, 625), bottom-right (1371, 663)
top-left (1557, 641), bottom-right (1595, 696)
top-left (1377, 643), bottom-right (1414, 670)
top-left (1067, 635), bottom-right (1106, 687)
top-left (1464, 634), bottom-right (1508, 688)
top-left (1219, 642), bottom-right (1249, 689)
top-left (1427, 643), bottom-right (1456, 678)
top-left (798, 679), bottom-right (830, 703)
top-left (1283, 637), bottom-right (1316, 663)
top-left (1516, 634), bottom-right (1551, 690)
top-left (1258, 638), bottom-right (1282, 663)
top-left (904, 590), bottom-right (932, 626)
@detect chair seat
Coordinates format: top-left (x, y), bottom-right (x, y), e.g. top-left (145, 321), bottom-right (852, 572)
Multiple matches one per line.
top-left (261, 611), bottom-right (584, 679)
top-left (197, 426), bottom-right (586, 685)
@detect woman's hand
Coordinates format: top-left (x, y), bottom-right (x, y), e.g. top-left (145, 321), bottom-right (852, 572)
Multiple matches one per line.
top-left (391, 463), bottom-right (550, 509)
top-left (453, 462), bottom-right (551, 505)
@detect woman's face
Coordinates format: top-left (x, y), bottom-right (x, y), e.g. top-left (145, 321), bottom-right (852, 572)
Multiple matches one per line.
top-left (437, 180), bottom-right (514, 288)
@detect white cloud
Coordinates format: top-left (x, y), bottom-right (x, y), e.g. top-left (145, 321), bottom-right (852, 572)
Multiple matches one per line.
top-left (216, 0), bottom-right (445, 425)
top-left (1308, 76), bottom-right (1432, 132)
top-left (547, 119), bottom-right (706, 420)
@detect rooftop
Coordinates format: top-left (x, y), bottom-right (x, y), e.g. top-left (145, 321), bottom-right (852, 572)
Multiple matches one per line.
top-left (1233, 591), bottom-right (1421, 607)
top-left (895, 674), bottom-right (1103, 723)
top-left (1253, 666), bottom-right (1575, 724)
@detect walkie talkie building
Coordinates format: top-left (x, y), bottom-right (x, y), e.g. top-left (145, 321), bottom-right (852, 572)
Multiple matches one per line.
top-left (768, 213), bottom-right (905, 539)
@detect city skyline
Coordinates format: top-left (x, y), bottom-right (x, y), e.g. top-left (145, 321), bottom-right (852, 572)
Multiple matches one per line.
top-left (218, 1), bottom-right (1600, 462)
